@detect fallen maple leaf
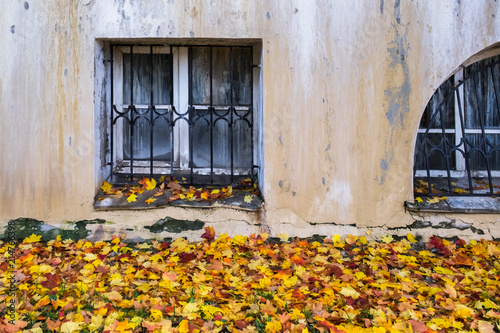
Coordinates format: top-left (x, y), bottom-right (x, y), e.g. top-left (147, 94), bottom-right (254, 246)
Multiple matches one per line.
top-left (101, 181), bottom-right (113, 192)
top-left (381, 234), bottom-right (394, 243)
top-left (201, 226), bottom-right (215, 242)
top-left (407, 233), bottom-right (417, 243)
top-left (127, 193), bottom-right (137, 203)
top-left (23, 234), bottom-right (42, 243)
top-left (277, 233), bottom-right (290, 242)
top-left (146, 178), bottom-right (157, 191)
top-left (145, 197), bottom-right (156, 205)
top-left (40, 273), bottom-right (62, 290)
top-left (244, 194), bottom-right (253, 203)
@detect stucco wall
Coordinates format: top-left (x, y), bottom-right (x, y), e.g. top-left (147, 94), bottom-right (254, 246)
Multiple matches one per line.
top-left (1, 0), bottom-right (500, 239)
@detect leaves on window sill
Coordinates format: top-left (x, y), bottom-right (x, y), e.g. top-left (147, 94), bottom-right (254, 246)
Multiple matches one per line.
top-left (94, 177), bottom-right (262, 211)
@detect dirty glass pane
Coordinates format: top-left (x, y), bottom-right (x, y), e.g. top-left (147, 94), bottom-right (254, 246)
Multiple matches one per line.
top-left (212, 47), bottom-right (231, 106)
top-left (465, 134), bottom-right (500, 170)
top-left (191, 110), bottom-right (210, 168)
top-left (190, 46), bottom-right (253, 170)
top-left (212, 111), bottom-right (231, 168)
top-left (122, 110), bottom-right (172, 161)
top-left (191, 47), bottom-right (211, 105)
top-left (232, 47), bottom-right (252, 106)
top-left (419, 76), bottom-right (455, 129)
top-left (464, 57), bottom-right (500, 129)
top-left (233, 116), bottom-right (252, 168)
top-left (123, 52), bottom-right (172, 105)
top-left (122, 51), bottom-right (172, 160)
top-left (191, 46), bottom-right (252, 106)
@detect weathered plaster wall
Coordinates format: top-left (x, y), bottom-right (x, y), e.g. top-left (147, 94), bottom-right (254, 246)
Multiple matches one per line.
top-left (1, 0), bottom-right (500, 240)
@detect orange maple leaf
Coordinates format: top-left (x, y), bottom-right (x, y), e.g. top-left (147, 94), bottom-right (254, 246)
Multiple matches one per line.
top-left (145, 197), bottom-right (156, 205)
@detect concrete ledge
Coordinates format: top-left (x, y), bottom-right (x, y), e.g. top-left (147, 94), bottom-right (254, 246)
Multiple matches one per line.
top-left (406, 197), bottom-right (500, 214)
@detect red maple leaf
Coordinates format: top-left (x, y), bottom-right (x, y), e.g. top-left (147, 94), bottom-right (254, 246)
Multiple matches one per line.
top-left (201, 226), bottom-right (215, 242)
top-left (40, 273), bottom-right (62, 290)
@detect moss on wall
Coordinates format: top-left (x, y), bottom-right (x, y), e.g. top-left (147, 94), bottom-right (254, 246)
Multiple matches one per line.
top-left (145, 217), bottom-right (205, 233)
top-left (2, 218), bottom-right (107, 242)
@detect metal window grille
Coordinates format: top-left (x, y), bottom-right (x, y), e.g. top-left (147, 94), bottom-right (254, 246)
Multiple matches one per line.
top-left (414, 56), bottom-right (500, 196)
top-left (109, 44), bottom-right (257, 186)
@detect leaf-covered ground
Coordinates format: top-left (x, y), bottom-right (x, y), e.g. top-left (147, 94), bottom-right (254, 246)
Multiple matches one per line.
top-left (1, 229), bottom-right (500, 332)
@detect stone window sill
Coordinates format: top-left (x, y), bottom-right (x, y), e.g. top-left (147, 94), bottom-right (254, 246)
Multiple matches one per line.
top-left (94, 189), bottom-right (263, 212)
top-left (405, 196), bottom-right (500, 214)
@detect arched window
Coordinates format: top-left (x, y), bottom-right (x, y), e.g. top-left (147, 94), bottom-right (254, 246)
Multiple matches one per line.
top-left (414, 55), bottom-right (500, 196)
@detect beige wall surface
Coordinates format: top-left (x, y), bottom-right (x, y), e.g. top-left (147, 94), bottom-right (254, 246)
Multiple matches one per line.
top-left (1, 0), bottom-right (500, 239)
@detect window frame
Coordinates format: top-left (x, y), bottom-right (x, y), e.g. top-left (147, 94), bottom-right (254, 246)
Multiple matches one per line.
top-left (107, 42), bottom-right (260, 187)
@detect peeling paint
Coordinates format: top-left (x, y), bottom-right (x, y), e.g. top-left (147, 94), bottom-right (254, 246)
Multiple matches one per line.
top-left (385, 31), bottom-right (411, 129)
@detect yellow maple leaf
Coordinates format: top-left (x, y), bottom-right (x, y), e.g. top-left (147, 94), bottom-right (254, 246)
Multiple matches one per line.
top-left (137, 283), bottom-right (151, 293)
top-left (23, 234), bottom-right (42, 243)
top-left (127, 193), bottom-right (137, 203)
top-left (283, 275), bottom-right (298, 288)
top-left (407, 233), bottom-right (417, 243)
top-left (340, 286), bottom-right (360, 299)
top-left (381, 234), bottom-right (394, 244)
top-left (244, 195), bottom-right (253, 203)
top-left (454, 304), bottom-right (475, 318)
top-left (146, 178), bottom-right (157, 191)
top-left (265, 320), bottom-right (282, 333)
top-left (145, 197), bottom-right (156, 205)
top-left (84, 253), bottom-right (98, 261)
top-left (101, 181), bottom-right (113, 192)
top-left (60, 321), bottom-right (82, 333)
top-left (88, 314), bottom-right (104, 331)
top-left (178, 320), bottom-right (189, 333)
top-left (277, 233), bottom-right (290, 242)
top-left (483, 299), bottom-right (500, 310)
top-left (137, 243), bottom-right (151, 250)
top-left (427, 196), bottom-right (447, 204)
top-left (159, 175), bottom-right (165, 183)
top-left (186, 192), bottom-right (195, 200)
top-left (211, 189), bottom-right (220, 194)
top-left (415, 197), bottom-right (423, 203)
top-left (150, 309), bottom-right (163, 322)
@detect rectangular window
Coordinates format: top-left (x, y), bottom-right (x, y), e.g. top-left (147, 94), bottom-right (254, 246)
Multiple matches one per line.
top-left (109, 43), bottom-right (259, 186)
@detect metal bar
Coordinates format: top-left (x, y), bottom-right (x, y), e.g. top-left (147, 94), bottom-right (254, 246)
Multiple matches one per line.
top-left (110, 45), bottom-right (115, 182)
top-left (491, 64), bottom-right (500, 127)
top-left (129, 45), bottom-right (134, 182)
top-left (424, 143), bottom-right (432, 195)
top-left (210, 46), bottom-right (214, 185)
top-left (472, 66), bottom-right (494, 195)
top-left (189, 46), bottom-right (194, 185)
top-left (455, 84), bottom-right (474, 194)
top-left (250, 47), bottom-right (255, 185)
top-left (170, 45), bottom-right (174, 180)
top-left (149, 45), bottom-right (154, 177)
top-left (230, 47), bottom-right (234, 184)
